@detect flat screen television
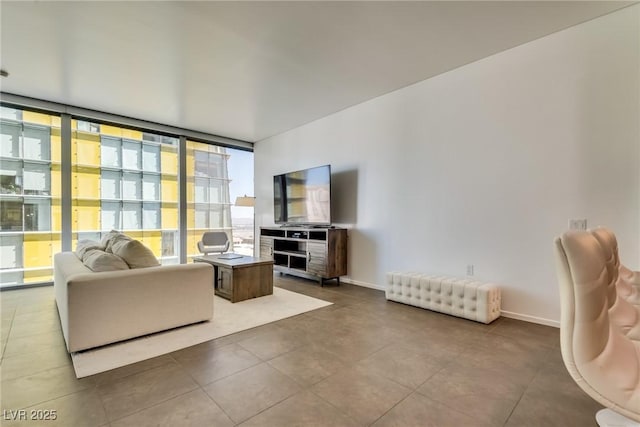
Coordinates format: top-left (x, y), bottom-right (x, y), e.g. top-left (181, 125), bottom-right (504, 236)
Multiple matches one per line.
top-left (273, 165), bottom-right (331, 226)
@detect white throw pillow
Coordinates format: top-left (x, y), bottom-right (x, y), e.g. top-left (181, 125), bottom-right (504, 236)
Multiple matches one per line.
top-left (110, 239), bottom-right (160, 269)
top-left (82, 249), bottom-right (130, 272)
top-left (75, 239), bottom-right (105, 259)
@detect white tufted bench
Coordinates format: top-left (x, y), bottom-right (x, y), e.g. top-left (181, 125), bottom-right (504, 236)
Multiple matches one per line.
top-left (386, 272), bottom-right (501, 324)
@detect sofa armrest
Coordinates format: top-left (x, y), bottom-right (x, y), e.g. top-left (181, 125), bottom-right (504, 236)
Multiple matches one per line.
top-left (54, 252), bottom-right (90, 348)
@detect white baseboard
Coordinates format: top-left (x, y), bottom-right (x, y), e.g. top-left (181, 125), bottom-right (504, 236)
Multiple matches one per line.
top-left (340, 277), bottom-right (386, 291)
top-left (500, 310), bottom-right (559, 328)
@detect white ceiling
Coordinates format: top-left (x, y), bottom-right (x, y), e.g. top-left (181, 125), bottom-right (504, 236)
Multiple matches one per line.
top-left (0, 1), bottom-right (634, 143)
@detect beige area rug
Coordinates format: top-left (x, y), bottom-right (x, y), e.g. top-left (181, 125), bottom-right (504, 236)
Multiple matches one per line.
top-left (71, 287), bottom-right (332, 378)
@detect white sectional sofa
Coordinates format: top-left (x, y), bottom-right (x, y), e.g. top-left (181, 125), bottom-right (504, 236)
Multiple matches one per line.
top-left (54, 252), bottom-right (214, 352)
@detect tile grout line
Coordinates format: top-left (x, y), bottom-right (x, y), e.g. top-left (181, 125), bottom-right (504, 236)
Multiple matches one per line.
top-left (500, 365), bottom-right (546, 427)
top-left (367, 389), bottom-right (418, 426)
top-left (96, 360), bottom-right (200, 424)
top-left (500, 344), bottom-right (558, 427)
top-left (0, 305), bottom-right (16, 364)
top-left (5, 375), bottom-right (97, 414)
top-left (105, 386), bottom-right (199, 425)
top-left (306, 387), bottom-right (364, 426)
top-left (199, 383), bottom-right (238, 426)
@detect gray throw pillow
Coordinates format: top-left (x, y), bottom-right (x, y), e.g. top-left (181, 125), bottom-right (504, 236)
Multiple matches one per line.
top-left (75, 239), bottom-right (105, 259)
top-left (101, 230), bottom-right (132, 253)
top-left (110, 239), bottom-right (160, 269)
top-left (82, 249), bottom-right (130, 272)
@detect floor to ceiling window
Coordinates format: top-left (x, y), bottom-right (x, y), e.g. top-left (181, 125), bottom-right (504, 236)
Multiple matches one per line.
top-left (71, 120), bottom-right (180, 265)
top-left (0, 99), bottom-right (253, 289)
top-left (186, 140), bottom-right (232, 261)
top-left (0, 106), bottom-right (61, 286)
top-left (184, 141), bottom-right (254, 260)
top-left (227, 148), bottom-right (255, 256)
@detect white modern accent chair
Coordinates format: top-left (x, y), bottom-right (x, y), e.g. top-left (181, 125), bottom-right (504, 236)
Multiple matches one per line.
top-left (197, 231), bottom-right (230, 255)
top-left (554, 230), bottom-right (640, 427)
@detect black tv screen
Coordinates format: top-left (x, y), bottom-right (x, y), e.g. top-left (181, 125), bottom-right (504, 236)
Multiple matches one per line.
top-left (274, 165), bottom-right (331, 225)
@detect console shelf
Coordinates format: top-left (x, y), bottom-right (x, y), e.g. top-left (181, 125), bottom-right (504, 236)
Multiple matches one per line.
top-left (260, 226), bottom-right (347, 286)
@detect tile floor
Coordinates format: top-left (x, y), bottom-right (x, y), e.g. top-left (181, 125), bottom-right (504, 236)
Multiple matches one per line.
top-left (1, 275), bottom-right (602, 426)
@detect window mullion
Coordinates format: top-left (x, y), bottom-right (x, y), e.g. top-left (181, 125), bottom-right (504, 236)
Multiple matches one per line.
top-left (179, 136), bottom-right (187, 264)
top-left (61, 113), bottom-right (72, 251)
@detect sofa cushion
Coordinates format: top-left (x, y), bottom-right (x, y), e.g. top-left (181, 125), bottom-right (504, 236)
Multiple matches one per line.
top-left (110, 239), bottom-right (160, 269)
top-left (76, 240), bottom-right (105, 259)
top-left (82, 249), bottom-right (130, 272)
top-left (101, 230), bottom-right (132, 253)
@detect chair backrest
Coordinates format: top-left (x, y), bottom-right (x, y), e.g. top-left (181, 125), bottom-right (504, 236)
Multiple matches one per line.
top-left (198, 231), bottom-right (230, 255)
top-left (593, 227), bottom-right (640, 286)
top-left (592, 226), bottom-right (640, 307)
top-left (590, 227), bottom-right (621, 310)
top-left (554, 230), bottom-right (640, 422)
top-left (591, 227), bottom-right (621, 272)
top-left (202, 232), bottom-right (229, 246)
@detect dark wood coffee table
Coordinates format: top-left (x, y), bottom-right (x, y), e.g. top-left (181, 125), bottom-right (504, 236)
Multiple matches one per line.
top-left (193, 254), bottom-right (274, 303)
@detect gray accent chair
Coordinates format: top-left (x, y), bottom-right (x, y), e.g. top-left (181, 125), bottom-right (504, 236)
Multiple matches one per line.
top-left (198, 231), bottom-right (230, 255)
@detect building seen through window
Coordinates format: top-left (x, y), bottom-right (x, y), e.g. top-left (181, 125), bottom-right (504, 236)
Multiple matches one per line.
top-left (0, 105), bottom-right (253, 288)
top-left (71, 120), bottom-right (181, 265)
top-left (0, 107), bottom-right (61, 285)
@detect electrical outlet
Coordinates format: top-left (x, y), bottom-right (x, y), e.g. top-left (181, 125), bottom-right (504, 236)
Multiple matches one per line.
top-left (466, 264), bottom-right (474, 276)
top-left (569, 219), bottom-right (588, 231)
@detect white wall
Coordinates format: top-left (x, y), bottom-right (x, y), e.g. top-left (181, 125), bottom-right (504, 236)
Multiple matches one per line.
top-left (255, 5), bottom-right (640, 325)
